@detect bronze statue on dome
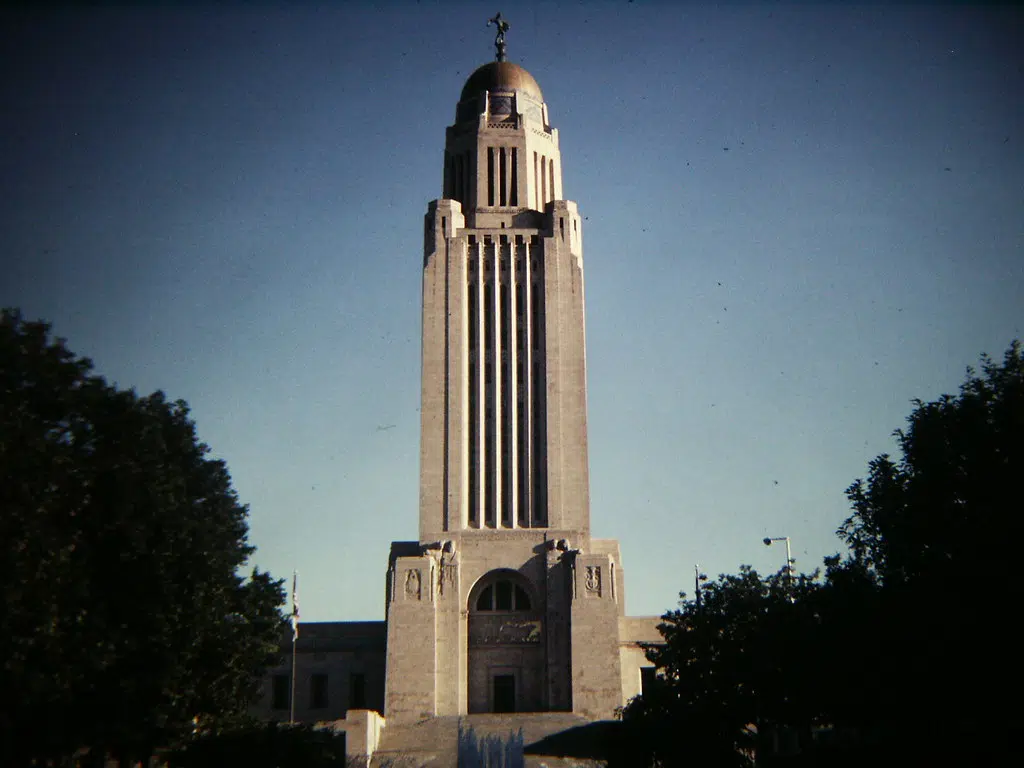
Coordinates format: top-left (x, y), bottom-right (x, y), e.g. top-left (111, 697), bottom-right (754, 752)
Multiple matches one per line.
top-left (488, 12), bottom-right (510, 62)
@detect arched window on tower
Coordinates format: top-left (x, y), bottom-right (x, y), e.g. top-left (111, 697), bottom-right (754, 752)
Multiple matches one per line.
top-left (475, 580), bottom-right (532, 612)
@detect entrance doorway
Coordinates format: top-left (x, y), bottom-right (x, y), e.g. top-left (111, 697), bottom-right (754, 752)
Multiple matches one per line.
top-left (467, 570), bottom-right (545, 713)
top-left (493, 674), bottom-right (516, 713)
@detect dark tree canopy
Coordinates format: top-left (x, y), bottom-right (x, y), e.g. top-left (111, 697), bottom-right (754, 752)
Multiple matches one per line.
top-left (831, 340), bottom-right (1024, 755)
top-left (615, 567), bottom-right (824, 768)
top-left (0, 309), bottom-right (285, 767)
top-left (617, 342), bottom-right (1023, 767)
top-left (167, 722), bottom-right (348, 768)
top-left (840, 340), bottom-right (1023, 590)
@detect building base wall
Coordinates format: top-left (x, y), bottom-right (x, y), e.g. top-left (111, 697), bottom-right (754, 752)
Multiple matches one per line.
top-left (569, 552), bottom-right (623, 719)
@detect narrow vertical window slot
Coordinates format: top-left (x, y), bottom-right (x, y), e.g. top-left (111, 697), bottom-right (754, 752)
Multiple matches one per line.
top-left (501, 260), bottom-right (512, 528)
top-left (516, 237), bottom-right (530, 528)
top-left (549, 158), bottom-right (555, 202)
top-left (510, 148), bottom-right (518, 206)
top-left (484, 238), bottom-right (496, 528)
top-left (540, 155), bottom-right (547, 206)
top-left (533, 152), bottom-right (539, 210)
top-left (499, 147), bottom-right (507, 207)
top-left (531, 237), bottom-right (547, 527)
top-left (487, 147), bottom-right (495, 207)
top-left (467, 240), bottom-right (479, 528)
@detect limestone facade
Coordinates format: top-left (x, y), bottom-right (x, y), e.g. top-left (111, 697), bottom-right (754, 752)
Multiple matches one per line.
top-left (252, 57), bottom-right (659, 737)
top-left (384, 59), bottom-right (658, 725)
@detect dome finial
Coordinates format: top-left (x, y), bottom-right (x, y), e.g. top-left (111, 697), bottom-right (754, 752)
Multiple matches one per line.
top-left (488, 12), bottom-right (510, 62)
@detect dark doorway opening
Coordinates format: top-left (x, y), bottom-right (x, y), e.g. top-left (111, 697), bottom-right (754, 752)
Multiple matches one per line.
top-left (493, 674), bottom-right (516, 713)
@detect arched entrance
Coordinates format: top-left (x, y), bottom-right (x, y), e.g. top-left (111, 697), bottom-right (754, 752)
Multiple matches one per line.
top-left (467, 569), bottom-right (544, 713)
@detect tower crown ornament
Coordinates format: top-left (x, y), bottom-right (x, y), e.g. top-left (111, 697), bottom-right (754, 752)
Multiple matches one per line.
top-left (488, 12), bottom-right (510, 62)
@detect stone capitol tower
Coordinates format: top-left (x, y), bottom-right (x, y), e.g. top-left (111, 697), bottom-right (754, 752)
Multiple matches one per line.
top-left (383, 20), bottom-right (658, 725)
top-left (251, 18), bottom-right (661, 757)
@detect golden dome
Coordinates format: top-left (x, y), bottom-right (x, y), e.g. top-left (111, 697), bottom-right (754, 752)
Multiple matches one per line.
top-left (459, 61), bottom-right (544, 103)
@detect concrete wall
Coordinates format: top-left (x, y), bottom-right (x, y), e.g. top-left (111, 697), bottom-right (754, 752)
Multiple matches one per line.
top-left (618, 616), bottom-right (663, 705)
top-left (250, 622), bottom-right (386, 724)
top-left (324, 709), bottom-right (385, 765)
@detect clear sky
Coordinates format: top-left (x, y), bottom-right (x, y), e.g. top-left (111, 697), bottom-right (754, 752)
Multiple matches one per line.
top-left (3, 2), bottom-right (1021, 622)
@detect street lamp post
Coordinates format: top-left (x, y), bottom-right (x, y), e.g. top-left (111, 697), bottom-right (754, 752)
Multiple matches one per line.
top-left (694, 564), bottom-right (707, 610)
top-left (763, 536), bottom-right (794, 597)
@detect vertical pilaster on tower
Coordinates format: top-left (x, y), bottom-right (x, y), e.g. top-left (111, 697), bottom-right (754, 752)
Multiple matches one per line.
top-left (539, 200), bottom-right (589, 535)
top-left (420, 200), bottom-right (466, 541)
top-left (569, 552), bottom-right (622, 719)
top-left (384, 552), bottom-right (438, 721)
top-left (544, 541), bottom-right (573, 711)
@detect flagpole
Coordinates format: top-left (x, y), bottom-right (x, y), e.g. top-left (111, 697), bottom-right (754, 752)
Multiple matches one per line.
top-left (694, 563), bottom-right (702, 611)
top-left (289, 570), bottom-right (299, 724)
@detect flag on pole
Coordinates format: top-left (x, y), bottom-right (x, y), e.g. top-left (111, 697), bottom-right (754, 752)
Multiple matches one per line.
top-left (290, 570), bottom-right (300, 641)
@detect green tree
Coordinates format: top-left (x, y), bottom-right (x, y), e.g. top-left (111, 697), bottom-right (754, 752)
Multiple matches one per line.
top-left (618, 342), bottom-right (1023, 766)
top-left (0, 309), bottom-right (285, 767)
top-left (840, 341), bottom-right (1023, 588)
top-left (616, 567), bottom-right (824, 768)
top-left (833, 341), bottom-right (1024, 758)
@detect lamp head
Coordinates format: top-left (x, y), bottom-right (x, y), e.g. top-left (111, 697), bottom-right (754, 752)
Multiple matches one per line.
top-left (763, 537), bottom-right (772, 546)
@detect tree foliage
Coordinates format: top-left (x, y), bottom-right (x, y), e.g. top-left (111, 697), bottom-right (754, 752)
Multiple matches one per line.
top-left (168, 722), bottom-right (349, 768)
top-left (0, 309), bottom-right (285, 766)
top-left (618, 342), bottom-right (1023, 766)
top-left (615, 567), bottom-right (823, 768)
top-left (840, 341), bottom-right (1023, 589)
top-left (831, 340), bottom-right (1024, 754)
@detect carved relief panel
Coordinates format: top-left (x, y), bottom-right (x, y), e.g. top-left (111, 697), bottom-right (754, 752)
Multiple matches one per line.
top-left (469, 615), bottom-right (543, 645)
top-left (404, 568), bottom-right (422, 601)
top-left (585, 565), bottom-right (602, 598)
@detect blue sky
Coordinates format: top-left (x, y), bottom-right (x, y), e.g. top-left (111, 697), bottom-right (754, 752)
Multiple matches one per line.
top-left (3, 2), bottom-right (1021, 621)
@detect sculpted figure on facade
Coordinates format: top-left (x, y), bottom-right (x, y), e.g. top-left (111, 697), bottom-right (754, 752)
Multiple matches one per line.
top-left (404, 568), bottom-right (422, 601)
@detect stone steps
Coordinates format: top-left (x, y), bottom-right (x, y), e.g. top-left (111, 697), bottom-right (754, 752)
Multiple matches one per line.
top-left (369, 712), bottom-right (593, 767)
top-left (370, 716), bottom-right (458, 767)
